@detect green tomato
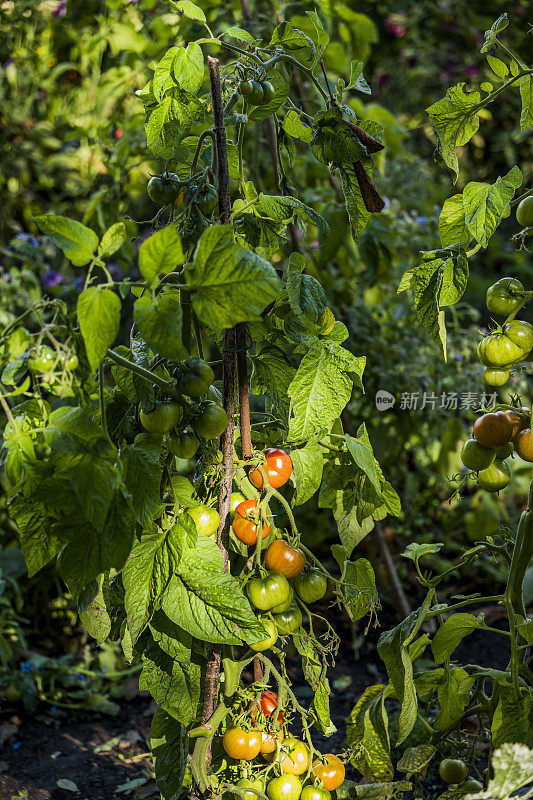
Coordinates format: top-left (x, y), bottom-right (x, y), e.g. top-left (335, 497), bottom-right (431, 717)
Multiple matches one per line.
top-left (187, 505), bottom-right (219, 537)
top-left (192, 402), bottom-right (228, 439)
top-left (460, 439), bottom-right (496, 472)
top-left (260, 80), bottom-right (275, 102)
top-left (439, 759), bottom-right (468, 784)
top-left (178, 358), bottom-right (214, 397)
top-left (270, 584), bottom-right (294, 614)
top-left (231, 492), bottom-right (247, 520)
top-left (166, 431), bottom-right (198, 459)
top-left (483, 367), bottom-right (510, 387)
top-left (478, 459), bottom-right (511, 493)
top-left (486, 277), bottom-right (524, 316)
top-left (478, 333), bottom-right (524, 367)
top-left (239, 79), bottom-right (265, 105)
top-left (233, 779), bottom-right (265, 800)
top-left (246, 571), bottom-right (290, 611)
top-left (267, 774), bottom-right (302, 800)
top-left (502, 320), bottom-right (533, 355)
top-left (516, 196), bottom-right (533, 228)
top-left (28, 346), bottom-right (56, 373)
top-left (458, 780), bottom-right (483, 792)
top-left (294, 570), bottom-right (328, 603)
top-left (147, 173), bottom-right (181, 205)
top-left (197, 185), bottom-right (218, 215)
top-left (495, 441), bottom-right (514, 459)
top-left (300, 788), bottom-right (331, 800)
top-left (4, 684), bottom-right (22, 703)
top-left (250, 617), bottom-right (278, 652)
top-left (140, 402), bottom-right (182, 435)
top-left (273, 603), bottom-right (303, 634)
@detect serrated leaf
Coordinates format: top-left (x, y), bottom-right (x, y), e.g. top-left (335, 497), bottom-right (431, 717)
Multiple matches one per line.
top-left (173, 42), bottom-right (204, 95)
top-left (123, 519), bottom-right (197, 645)
top-left (162, 536), bottom-right (267, 645)
top-left (291, 440), bottom-right (324, 506)
top-left (77, 287), bottom-right (121, 372)
top-left (283, 110), bottom-right (313, 143)
top-left (122, 434), bottom-right (163, 526)
top-left (34, 215), bottom-right (98, 266)
top-left (151, 708), bottom-right (188, 800)
top-left (519, 74), bottom-right (533, 131)
top-left (287, 340), bottom-right (365, 442)
top-left (398, 248), bottom-right (469, 358)
top-left (462, 167), bottom-right (522, 247)
top-left (439, 194), bottom-right (469, 247)
top-left (254, 194), bottom-right (329, 245)
top-left (139, 227), bottom-right (184, 285)
top-left (187, 225), bottom-right (281, 330)
top-left (171, 0), bottom-right (206, 22)
top-left (345, 425), bottom-right (381, 495)
top-left (98, 222), bottom-right (126, 258)
top-left (426, 83), bottom-right (481, 181)
top-left (134, 290), bottom-right (186, 361)
top-left (431, 613), bottom-right (483, 664)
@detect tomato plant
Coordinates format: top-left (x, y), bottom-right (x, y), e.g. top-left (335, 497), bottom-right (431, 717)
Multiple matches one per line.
top-left (187, 505), bottom-right (220, 538)
top-left (246, 572), bottom-right (290, 612)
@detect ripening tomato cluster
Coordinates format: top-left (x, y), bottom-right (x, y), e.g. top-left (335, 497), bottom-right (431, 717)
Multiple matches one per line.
top-left (479, 277), bottom-right (532, 388)
top-left (139, 358), bottom-right (227, 457)
top-left (26, 344), bottom-right (78, 383)
top-left (229, 450), bottom-right (330, 643)
top-left (461, 408), bottom-right (532, 492)
top-left (147, 172), bottom-right (218, 216)
top-left (223, 690), bottom-right (346, 800)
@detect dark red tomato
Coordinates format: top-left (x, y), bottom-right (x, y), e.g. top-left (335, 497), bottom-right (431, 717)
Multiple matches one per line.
top-left (222, 726), bottom-right (261, 760)
top-left (250, 690), bottom-right (284, 724)
top-left (473, 411), bottom-right (513, 448)
top-left (264, 540), bottom-right (306, 578)
top-left (311, 754), bottom-right (346, 790)
top-left (249, 449), bottom-right (293, 490)
top-left (233, 499), bottom-right (271, 546)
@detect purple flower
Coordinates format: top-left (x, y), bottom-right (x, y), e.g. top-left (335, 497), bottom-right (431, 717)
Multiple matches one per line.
top-left (42, 271), bottom-right (63, 288)
top-left (12, 742), bottom-right (21, 751)
top-left (52, 0), bottom-right (67, 17)
top-left (21, 660), bottom-right (33, 673)
top-left (465, 66), bottom-right (479, 78)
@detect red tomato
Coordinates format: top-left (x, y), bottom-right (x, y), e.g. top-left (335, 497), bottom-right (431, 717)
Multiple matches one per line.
top-left (249, 449), bottom-right (293, 490)
top-left (473, 411), bottom-right (513, 448)
top-left (232, 499), bottom-right (271, 546)
top-left (311, 754), bottom-right (346, 790)
top-left (250, 690), bottom-right (284, 724)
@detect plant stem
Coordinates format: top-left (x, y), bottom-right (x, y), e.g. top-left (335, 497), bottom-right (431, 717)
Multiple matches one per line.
top-left (98, 364), bottom-right (107, 436)
top-left (105, 348), bottom-right (181, 401)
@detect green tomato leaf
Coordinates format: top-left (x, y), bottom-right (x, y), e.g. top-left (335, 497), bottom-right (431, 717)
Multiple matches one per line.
top-left (436, 667), bottom-right (475, 732)
top-left (122, 518), bottom-right (197, 645)
top-left (153, 46), bottom-right (180, 101)
top-left (462, 166), bottom-right (522, 247)
top-left (134, 290), bottom-right (186, 361)
top-left (486, 743), bottom-right (533, 797)
top-left (519, 74), bottom-right (533, 132)
top-left (345, 424), bottom-right (381, 495)
top-left (187, 224), bottom-right (281, 330)
top-left (98, 222), bottom-right (126, 258)
top-left (347, 60), bottom-right (371, 95)
top-left (79, 574), bottom-right (111, 644)
top-left (291, 440), bottom-right (324, 506)
top-left (426, 83), bottom-right (481, 182)
top-left (438, 194), bottom-right (469, 247)
top-left (34, 214), bottom-right (98, 266)
top-left (287, 340), bottom-right (365, 442)
top-left (283, 110), bottom-right (313, 143)
top-left (77, 287), bottom-right (121, 373)
top-left (171, 0), bottom-right (206, 22)
top-left (398, 248), bottom-right (469, 359)
top-left (402, 542), bottom-right (444, 564)
top-left (162, 536), bottom-right (267, 645)
top-left (172, 42), bottom-right (204, 95)
top-left (139, 227), bottom-right (184, 285)
top-left (151, 708), bottom-right (188, 800)
top-left (122, 434), bottom-right (163, 527)
top-left (431, 613), bottom-right (483, 664)
top-left (286, 253), bottom-right (327, 325)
